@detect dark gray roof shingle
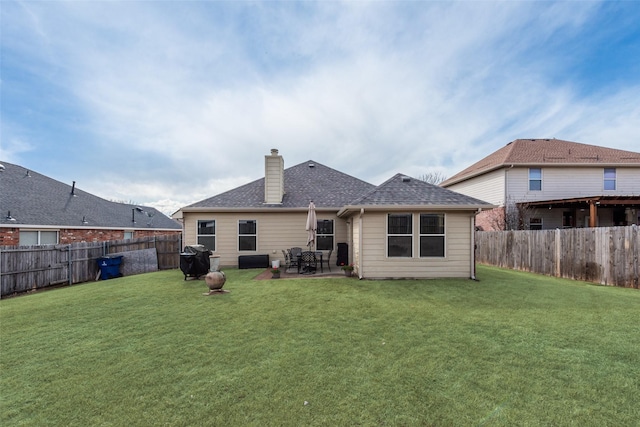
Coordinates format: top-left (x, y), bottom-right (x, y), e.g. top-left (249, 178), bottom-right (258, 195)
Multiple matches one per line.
top-left (0, 161), bottom-right (181, 229)
top-left (186, 160), bottom-right (376, 209)
top-left (352, 174), bottom-right (493, 207)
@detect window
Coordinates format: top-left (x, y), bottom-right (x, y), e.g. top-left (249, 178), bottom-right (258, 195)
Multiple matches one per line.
top-left (529, 218), bottom-right (542, 230)
top-left (420, 214), bottom-right (445, 257)
top-left (197, 220), bottom-right (216, 251)
top-left (529, 168), bottom-right (542, 191)
top-left (19, 230), bottom-right (58, 245)
top-left (124, 231), bottom-right (134, 240)
top-left (604, 168), bottom-right (616, 190)
top-left (238, 220), bottom-right (257, 251)
top-left (316, 219), bottom-right (334, 251)
top-left (387, 214), bottom-right (412, 257)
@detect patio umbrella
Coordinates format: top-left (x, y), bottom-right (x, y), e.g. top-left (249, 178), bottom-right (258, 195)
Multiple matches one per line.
top-left (305, 201), bottom-right (317, 249)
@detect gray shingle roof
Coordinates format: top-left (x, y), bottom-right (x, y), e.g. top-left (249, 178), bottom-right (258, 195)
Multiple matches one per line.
top-left (0, 161), bottom-right (181, 229)
top-left (351, 174), bottom-right (493, 207)
top-left (186, 160), bottom-right (377, 209)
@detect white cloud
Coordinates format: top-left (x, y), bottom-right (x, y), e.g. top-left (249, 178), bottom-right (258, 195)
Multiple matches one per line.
top-left (3, 1), bottom-right (639, 211)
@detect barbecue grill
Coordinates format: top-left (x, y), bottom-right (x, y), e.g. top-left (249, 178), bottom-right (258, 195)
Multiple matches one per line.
top-left (180, 245), bottom-right (211, 280)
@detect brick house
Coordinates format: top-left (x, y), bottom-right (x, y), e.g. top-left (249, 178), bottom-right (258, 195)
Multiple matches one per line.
top-left (0, 161), bottom-right (181, 246)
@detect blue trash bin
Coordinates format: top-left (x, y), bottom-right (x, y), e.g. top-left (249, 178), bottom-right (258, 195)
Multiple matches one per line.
top-left (97, 255), bottom-right (123, 280)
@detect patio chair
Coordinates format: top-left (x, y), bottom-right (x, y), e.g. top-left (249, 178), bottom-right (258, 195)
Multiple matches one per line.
top-left (316, 249), bottom-right (332, 272)
top-left (300, 251), bottom-right (317, 274)
top-left (288, 247), bottom-right (302, 273)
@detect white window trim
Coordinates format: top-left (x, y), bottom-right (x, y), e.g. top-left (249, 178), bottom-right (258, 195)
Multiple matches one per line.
top-left (316, 219), bottom-right (334, 251)
top-left (19, 229), bottom-right (59, 245)
top-left (238, 219), bottom-right (257, 252)
top-left (386, 213), bottom-right (413, 258)
top-left (419, 213), bottom-right (446, 258)
top-left (603, 168), bottom-right (616, 191)
top-left (529, 217), bottom-right (543, 230)
top-left (528, 168), bottom-right (543, 192)
top-left (196, 219), bottom-right (216, 251)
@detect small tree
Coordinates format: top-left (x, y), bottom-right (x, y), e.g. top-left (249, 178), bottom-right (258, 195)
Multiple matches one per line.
top-left (480, 198), bottom-right (540, 231)
top-left (504, 198), bottom-right (539, 230)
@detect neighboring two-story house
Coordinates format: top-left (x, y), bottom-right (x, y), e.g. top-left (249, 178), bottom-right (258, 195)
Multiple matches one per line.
top-left (440, 139), bottom-right (640, 230)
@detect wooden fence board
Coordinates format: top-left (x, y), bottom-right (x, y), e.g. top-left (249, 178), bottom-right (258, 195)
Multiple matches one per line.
top-left (476, 226), bottom-right (639, 288)
top-left (1, 235), bottom-right (182, 297)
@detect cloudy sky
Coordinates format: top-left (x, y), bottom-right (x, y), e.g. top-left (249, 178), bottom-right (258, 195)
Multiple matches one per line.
top-left (2, 1), bottom-right (639, 216)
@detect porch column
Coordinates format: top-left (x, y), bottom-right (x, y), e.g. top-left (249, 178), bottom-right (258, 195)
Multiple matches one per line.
top-left (589, 201), bottom-right (597, 228)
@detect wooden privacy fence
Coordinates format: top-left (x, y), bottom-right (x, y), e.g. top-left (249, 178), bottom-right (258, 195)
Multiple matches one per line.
top-left (1, 234), bottom-right (182, 297)
top-left (476, 226), bottom-right (639, 288)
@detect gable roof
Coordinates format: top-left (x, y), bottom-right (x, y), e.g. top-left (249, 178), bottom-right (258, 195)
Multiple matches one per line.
top-left (338, 174), bottom-right (493, 216)
top-left (441, 139), bottom-right (640, 187)
top-left (184, 160), bottom-right (376, 210)
top-left (0, 161), bottom-right (181, 230)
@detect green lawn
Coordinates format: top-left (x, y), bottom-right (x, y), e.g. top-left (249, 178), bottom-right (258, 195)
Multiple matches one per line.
top-left (1, 265), bottom-right (639, 426)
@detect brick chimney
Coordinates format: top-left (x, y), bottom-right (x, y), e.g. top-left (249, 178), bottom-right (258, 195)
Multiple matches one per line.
top-left (264, 148), bottom-right (284, 204)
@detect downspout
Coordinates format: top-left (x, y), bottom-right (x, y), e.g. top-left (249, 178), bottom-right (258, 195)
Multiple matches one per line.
top-left (471, 210), bottom-right (479, 280)
top-left (359, 208), bottom-right (364, 279)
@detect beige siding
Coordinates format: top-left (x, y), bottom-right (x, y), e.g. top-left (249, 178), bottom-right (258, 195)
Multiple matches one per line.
top-left (264, 155), bottom-right (284, 204)
top-left (618, 167), bottom-right (640, 193)
top-left (358, 211), bottom-right (474, 279)
top-left (507, 166), bottom-right (640, 203)
top-left (446, 168), bottom-right (505, 205)
top-left (183, 211), bottom-right (347, 267)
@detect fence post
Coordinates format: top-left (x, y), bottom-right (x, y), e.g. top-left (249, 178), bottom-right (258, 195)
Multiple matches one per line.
top-left (68, 244), bottom-right (72, 285)
top-left (555, 228), bottom-right (561, 278)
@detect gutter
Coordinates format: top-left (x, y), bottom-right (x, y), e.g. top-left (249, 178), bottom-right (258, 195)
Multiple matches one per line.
top-left (0, 224), bottom-right (180, 231)
top-left (338, 204), bottom-right (496, 217)
top-left (181, 206), bottom-right (342, 214)
top-left (443, 161), bottom-right (636, 188)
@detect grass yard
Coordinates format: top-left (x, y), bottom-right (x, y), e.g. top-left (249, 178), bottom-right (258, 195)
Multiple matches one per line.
top-left (1, 265), bottom-right (639, 426)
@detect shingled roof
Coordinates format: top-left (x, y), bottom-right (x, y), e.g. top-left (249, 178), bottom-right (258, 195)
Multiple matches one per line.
top-left (185, 160), bottom-right (376, 210)
top-left (441, 139), bottom-right (640, 187)
top-left (0, 161), bottom-right (181, 229)
top-left (338, 174), bottom-right (492, 215)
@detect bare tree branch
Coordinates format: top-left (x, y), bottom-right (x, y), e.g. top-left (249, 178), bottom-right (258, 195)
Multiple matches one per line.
top-left (419, 172), bottom-right (448, 185)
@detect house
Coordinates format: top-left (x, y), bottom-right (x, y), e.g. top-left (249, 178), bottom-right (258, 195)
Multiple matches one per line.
top-left (176, 149), bottom-right (494, 279)
top-left (440, 139), bottom-right (640, 230)
top-left (0, 161), bottom-right (181, 246)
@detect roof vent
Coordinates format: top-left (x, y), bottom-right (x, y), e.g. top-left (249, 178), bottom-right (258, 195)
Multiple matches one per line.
top-left (402, 176), bottom-right (411, 182)
top-left (71, 181), bottom-right (76, 196)
top-left (25, 170), bottom-right (31, 177)
top-left (0, 164), bottom-right (5, 172)
top-left (308, 163), bottom-right (315, 168)
top-left (6, 211), bottom-right (16, 221)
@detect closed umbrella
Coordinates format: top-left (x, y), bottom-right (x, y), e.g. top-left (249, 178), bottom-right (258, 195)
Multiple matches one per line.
top-left (306, 201), bottom-right (317, 249)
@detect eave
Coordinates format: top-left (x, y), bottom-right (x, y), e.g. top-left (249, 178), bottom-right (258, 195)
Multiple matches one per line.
top-left (443, 162), bottom-right (640, 187)
top-left (337, 204), bottom-right (496, 218)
